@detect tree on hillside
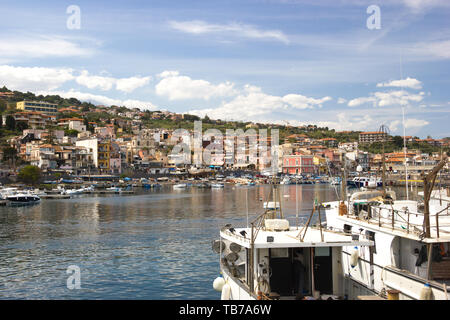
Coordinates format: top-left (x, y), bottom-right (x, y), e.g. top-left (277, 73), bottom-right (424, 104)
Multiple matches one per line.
top-left (5, 115), bottom-right (15, 130)
top-left (2, 147), bottom-right (18, 169)
top-left (0, 99), bottom-right (7, 113)
top-left (18, 165), bottom-right (41, 185)
top-left (16, 121), bottom-right (29, 131)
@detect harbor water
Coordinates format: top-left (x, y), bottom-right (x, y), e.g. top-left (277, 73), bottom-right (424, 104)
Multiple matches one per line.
top-left (0, 184), bottom-right (363, 299)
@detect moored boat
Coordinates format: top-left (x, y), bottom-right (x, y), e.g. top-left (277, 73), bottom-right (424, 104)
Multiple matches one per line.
top-left (323, 156), bottom-right (450, 300)
top-left (212, 181), bottom-right (374, 300)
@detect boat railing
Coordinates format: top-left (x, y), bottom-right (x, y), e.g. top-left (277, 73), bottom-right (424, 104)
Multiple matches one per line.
top-left (361, 203), bottom-right (450, 238)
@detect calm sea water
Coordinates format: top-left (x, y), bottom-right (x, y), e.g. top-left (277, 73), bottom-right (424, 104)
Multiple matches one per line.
top-left (0, 184), bottom-right (345, 300)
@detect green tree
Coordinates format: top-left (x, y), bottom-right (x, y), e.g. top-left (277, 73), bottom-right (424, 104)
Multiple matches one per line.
top-left (18, 165), bottom-right (41, 185)
top-left (16, 121), bottom-right (29, 131)
top-left (0, 99), bottom-right (7, 113)
top-left (5, 115), bottom-right (15, 130)
top-left (64, 129), bottom-right (79, 137)
top-left (2, 147), bottom-right (18, 168)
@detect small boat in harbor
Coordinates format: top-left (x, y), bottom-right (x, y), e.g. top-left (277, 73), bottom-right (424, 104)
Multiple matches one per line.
top-left (173, 183), bottom-right (187, 189)
top-left (211, 183), bottom-right (225, 189)
top-left (106, 186), bottom-right (123, 192)
top-left (6, 193), bottom-right (41, 206)
top-left (347, 176), bottom-right (382, 188)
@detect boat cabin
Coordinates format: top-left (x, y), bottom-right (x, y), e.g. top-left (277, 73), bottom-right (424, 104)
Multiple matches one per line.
top-left (216, 220), bottom-right (373, 300)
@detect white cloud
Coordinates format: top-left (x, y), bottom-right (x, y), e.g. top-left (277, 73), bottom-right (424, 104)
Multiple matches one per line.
top-left (76, 71), bottom-right (151, 93)
top-left (404, 118), bottom-right (430, 128)
top-left (337, 97), bottom-right (347, 104)
top-left (282, 94), bottom-right (331, 109)
top-left (347, 96), bottom-right (377, 107)
top-left (76, 70), bottom-right (116, 91)
top-left (169, 20), bottom-right (290, 44)
top-left (155, 71), bottom-right (237, 100)
top-left (376, 77), bottom-right (422, 90)
top-left (116, 76), bottom-right (151, 93)
top-left (348, 90), bottom-right (424, 107)
top-left (374, 90), bottom-right (424, 107)
top-left (37, 90), bottom-right (158, 111)
top-left (188, 85), bottom-right (332, 121)
top-left (401, 0), bottom-right (450, 11)
top-left (390, 118), bottom-right (429, 131)
top-left (0, 35), bottom-right (95, 61)
top-left (408, 40), bottom-right (450, 60)
top-left (0, 65), bottom-right (74, 91)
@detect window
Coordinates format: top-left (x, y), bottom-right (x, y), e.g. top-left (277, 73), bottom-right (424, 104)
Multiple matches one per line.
top-left (270, 248), bottom-right (289, 258)
top-left (343, 224), bottom-right (352, 234)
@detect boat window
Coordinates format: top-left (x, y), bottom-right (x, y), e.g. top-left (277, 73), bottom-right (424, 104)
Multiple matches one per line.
top-left (343, 224), bottom-right (352, 234)
top-left (315, 247), bottom-right (330, 257)
top-left (270, 248), bottom-right (289, 258)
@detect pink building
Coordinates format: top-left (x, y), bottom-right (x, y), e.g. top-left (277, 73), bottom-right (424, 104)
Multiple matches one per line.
top-left (282, 154), bottom-right (314, 175)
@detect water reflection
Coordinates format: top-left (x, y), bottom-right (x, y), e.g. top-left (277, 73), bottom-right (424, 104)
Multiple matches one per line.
top-left (0, 184), bottom-right (343, 299)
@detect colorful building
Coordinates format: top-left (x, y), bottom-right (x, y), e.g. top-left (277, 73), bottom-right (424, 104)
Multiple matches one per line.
top-left (282, 154), bottom-right (315, 175)
top-left (16, 101), bottom-right (58, 115)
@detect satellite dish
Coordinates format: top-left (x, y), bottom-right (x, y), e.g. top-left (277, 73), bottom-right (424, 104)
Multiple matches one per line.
top-left (229, 242), bottom-right (241, 253)
top-left (212, 240), bottom-right (226, 253)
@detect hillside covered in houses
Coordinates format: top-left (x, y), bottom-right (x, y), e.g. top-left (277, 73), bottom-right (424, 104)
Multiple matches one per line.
top-left (0, 86), bottom-right (448, 184)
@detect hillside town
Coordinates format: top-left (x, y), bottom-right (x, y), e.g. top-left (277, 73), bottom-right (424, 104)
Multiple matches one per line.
top-left (0, 88), bottom-right (449, 185)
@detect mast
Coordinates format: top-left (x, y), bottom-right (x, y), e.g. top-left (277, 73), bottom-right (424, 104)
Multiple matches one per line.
top-left (402, 107), bottom-right (409, 200)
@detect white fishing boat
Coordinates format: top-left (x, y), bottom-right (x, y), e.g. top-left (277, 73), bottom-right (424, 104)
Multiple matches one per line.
top-left (212, 182), bottom-right (374, 300)
top-left (323, 156), bottom-right (450, 300)
top-left (211, 183), bottom-right (225, 189)
top-left (173, 183), bottom-right (187, 189)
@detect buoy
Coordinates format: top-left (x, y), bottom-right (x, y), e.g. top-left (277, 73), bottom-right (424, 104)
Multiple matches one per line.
top-left (213, 276), bottom-right (225, 292)
top-left (350, 246), bottom-right (359, 268)
top-left (221, 283), bottom-right (231, 300)
top-left (419, 283), bottom-right (432, 300)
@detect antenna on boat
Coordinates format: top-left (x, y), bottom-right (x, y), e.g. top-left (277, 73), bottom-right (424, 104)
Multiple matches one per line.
top-left (402, 107), bottom-right (409, 200)
top-left (400, 49), bottom-right (409, 200)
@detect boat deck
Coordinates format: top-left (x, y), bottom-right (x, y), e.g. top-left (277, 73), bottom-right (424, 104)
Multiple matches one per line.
top-left (220, 226), bottom-right (373, 249)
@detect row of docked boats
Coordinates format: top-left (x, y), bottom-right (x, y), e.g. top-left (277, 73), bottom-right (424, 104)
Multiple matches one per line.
top-left (212, 156), bottom-right (450, 300)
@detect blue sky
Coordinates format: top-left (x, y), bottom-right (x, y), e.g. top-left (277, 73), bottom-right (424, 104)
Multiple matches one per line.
top-left (0, 0), bottom-right (449, 138)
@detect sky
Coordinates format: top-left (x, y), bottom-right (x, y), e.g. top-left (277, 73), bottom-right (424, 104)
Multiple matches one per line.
top-left (0, 0), bottom-right (449, 138)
